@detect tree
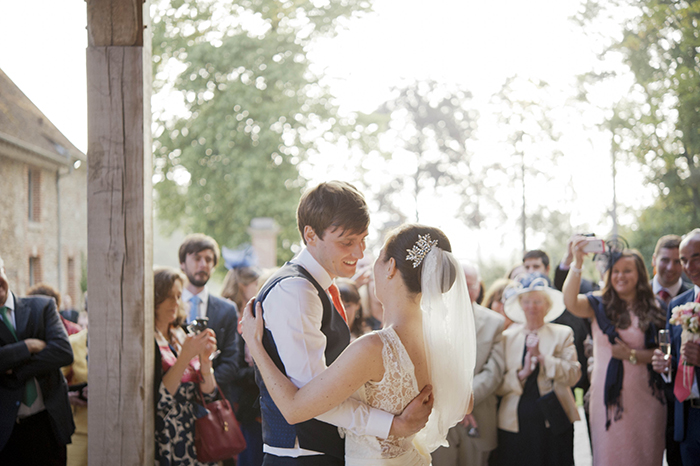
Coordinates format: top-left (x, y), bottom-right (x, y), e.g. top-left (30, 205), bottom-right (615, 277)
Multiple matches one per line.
top-left (150, 0), bottom-right (373, 262)
top-left (491, 76), bottom-right (572, 254)
top-left (574, 0), bottom-right (700, 230)
top-left (368, 80), bottom-right (488, 231)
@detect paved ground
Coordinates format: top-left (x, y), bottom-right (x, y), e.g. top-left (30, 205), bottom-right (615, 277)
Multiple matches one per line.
top-left (573, 408), bottom-right (592, 466)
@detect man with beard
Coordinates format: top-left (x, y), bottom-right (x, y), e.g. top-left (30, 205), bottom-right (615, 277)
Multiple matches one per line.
top-left (178, 234), bottom-right (240, 466)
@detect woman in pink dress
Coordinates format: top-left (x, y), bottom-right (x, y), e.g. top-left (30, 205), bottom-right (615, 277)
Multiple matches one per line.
top-left (562, 239), bottom-right (666, 466)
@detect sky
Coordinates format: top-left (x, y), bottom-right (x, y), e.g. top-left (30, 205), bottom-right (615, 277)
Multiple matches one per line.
top-left (0, 0), bottom-right (655, 269)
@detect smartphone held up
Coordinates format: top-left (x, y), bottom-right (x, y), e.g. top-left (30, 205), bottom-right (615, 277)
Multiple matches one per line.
top-left (581, 238), bottom-right (606, 254)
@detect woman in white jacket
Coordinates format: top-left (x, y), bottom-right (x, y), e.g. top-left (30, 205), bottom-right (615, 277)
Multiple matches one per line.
top-left (496, 273), bottom-right (580, 466)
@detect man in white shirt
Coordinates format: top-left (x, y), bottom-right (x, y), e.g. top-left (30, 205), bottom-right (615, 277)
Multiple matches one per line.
top-left (256, 181), bottom-right (433, 465)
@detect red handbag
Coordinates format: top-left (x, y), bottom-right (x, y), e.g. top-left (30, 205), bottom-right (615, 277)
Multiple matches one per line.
top-left (195, 383), bottom-right (247, 462)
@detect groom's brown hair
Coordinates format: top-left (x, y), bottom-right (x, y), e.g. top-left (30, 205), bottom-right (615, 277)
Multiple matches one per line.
top-left (297, 181), bottom-right (369, 244)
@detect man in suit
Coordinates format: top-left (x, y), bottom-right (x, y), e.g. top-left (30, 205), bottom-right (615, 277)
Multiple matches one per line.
top-left (179, 233), bottom-right (241, 466)
top-left (0, 255), bottom-right (75, 465)
top-left (653, 228), bottom-right (700, 466)
top-left (651, 234), bottom-right (690, 310)
top-left (432, 262), bottom-right (505, 466)
top-left (650, 234), bottom-right (689, 466)
top-left (253, 181), bottom-right (432, 465)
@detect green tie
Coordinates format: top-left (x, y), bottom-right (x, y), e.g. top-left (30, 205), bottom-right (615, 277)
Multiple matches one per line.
top-left (0, 305), bottom-right (16, 339)
top-left (1, 306), bottom-right (38, 406)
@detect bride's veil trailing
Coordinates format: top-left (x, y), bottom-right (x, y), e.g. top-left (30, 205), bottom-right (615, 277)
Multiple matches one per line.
top-left (414, 246), bottom-right (477, 452)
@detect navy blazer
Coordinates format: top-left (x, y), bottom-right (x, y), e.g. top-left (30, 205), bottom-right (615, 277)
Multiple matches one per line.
top-left (206, 294), bottom-right (240, 405)
top-left (0, 293), bottom-right (75, 450)
top-left (668, 287), bottom-right (700, 442)
top-left (651, 278), bottom-right (691, 313)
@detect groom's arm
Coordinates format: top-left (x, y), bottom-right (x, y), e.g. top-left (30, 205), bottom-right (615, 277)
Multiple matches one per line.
top-left (265, 278), bottom-right (396, 438)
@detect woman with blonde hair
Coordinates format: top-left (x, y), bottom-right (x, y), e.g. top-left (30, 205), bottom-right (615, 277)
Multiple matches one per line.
top-left (482, 278), bottom-right (514, 330)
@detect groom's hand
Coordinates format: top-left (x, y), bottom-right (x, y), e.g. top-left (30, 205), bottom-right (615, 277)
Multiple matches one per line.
top-left (389, 384), bottom-right (433, 438)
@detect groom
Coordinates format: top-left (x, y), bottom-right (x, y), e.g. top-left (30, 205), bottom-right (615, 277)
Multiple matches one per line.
top-left (254, 181), bottom-right (433, 465)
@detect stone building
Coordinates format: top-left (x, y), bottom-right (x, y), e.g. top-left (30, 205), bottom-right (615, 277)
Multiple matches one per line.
top-left (0, 67), bottom-right (87, 308)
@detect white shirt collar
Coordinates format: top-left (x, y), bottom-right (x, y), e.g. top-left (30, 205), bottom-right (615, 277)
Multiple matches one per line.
top-left (695, 285), bottom-right (700, 300)
top-left (3, 292), bottom-right (15, 311)
top-left (182, 286), bottom-right (209, 319)
top-left (292, 247), bottom-right (333, 290)
top-left (652, 275), bottom-right (683, 297)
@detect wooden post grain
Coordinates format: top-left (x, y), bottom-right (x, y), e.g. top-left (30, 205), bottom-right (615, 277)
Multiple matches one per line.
top-left (86, 1), bottom-right (153, 464)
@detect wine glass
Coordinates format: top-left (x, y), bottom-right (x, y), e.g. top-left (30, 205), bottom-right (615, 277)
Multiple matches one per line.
top-left (187, 317), bottom-right (220, 360)
top-left (658, 329), bottom-right (671, 373)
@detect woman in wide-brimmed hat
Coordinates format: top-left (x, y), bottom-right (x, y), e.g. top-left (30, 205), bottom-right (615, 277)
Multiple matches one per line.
top-left (495, 273), bottom-right (581, 466)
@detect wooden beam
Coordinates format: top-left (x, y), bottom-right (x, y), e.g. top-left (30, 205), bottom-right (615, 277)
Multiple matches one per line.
top-left (86, 0), bottom-right (153, 462)
top-left (87, 0), bottom-right (144, 47)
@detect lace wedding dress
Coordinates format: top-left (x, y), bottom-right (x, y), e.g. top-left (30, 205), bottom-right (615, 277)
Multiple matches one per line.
top-left (341, 327), bottom-right (431, 466)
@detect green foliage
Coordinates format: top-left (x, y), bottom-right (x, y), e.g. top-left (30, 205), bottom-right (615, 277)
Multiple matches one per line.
top-left (150, 0), bottom-right (373, 263)
top-left (574, 0), bottom-right (700, 236)
top-left (623, 196), bottom-right (695, 272)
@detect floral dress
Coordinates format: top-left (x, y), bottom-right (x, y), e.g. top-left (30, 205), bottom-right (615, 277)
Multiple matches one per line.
top-left (155, 340), bottom-right (218, 466)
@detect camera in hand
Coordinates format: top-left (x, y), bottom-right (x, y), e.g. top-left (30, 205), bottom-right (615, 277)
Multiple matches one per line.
top-left (187, 317), bottom-right (210, 334)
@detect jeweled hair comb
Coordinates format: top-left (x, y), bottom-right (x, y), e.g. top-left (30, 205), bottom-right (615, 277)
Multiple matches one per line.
top-left (406, 234), bottom-right (438, 268)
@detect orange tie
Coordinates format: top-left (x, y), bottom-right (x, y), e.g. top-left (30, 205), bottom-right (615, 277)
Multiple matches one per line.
top-left (328, 283), bottom-right (348, 324)
top-left (674, 293), bottom-right (700, 402)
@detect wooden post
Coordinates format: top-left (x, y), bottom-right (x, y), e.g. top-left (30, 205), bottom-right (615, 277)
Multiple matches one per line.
top-left (86, 1), bottom-right (153, 464)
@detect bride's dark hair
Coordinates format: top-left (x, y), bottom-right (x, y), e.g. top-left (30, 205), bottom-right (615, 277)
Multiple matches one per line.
top-left (382, 224), bottom-right (454, 294)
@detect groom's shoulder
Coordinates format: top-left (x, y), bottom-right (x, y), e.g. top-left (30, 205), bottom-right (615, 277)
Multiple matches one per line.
top-left (258, 263), bottom-right (320, 304)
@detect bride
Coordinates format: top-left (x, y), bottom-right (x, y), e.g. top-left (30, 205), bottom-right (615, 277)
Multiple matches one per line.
top-left (240, 224), bottom-right (477, 465)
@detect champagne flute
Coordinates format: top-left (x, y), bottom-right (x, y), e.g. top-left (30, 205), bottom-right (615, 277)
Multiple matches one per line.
top-left (187, 317), bottom-right (221, 360)
top-left (658, 329), bottom-right (671, 372)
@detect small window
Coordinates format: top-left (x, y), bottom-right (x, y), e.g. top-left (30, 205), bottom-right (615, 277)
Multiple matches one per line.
top-left (67, 257), bottom-right (76, 306)
top-left (28, 168), bottom-right (41, 222)
top-left (29, 256), bottom-right (42, 287)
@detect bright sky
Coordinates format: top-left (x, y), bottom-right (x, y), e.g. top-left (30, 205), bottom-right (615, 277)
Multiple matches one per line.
top-left (0, 0), bottom-right (655, 267)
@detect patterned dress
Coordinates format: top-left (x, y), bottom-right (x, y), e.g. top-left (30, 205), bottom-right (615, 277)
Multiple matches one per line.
top-left (155, 341), bottom-right (218, 466)
top-left (342, 327), bottom-right (430, 466)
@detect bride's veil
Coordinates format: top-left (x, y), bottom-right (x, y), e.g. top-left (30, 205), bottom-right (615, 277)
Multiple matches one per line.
top-left (414, 246), bottom-right (477, 452)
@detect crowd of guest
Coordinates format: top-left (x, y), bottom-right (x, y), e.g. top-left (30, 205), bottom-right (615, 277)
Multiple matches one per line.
top-left (2, 225), bottom-right (700, 466)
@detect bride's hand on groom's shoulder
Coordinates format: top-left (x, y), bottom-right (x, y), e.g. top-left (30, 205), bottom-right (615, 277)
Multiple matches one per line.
top-left (388, 384), bottom-right (434, 438)
top-left (239, 298), bottom-right (264, 349)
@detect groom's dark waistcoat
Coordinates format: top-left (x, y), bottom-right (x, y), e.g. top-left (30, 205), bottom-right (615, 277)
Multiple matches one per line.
top-left (255, 263), bottom-right (351, 461)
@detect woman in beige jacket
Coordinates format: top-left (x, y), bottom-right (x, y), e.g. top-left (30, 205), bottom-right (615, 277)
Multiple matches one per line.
top-left (495, 273), bottom-right (580, 466)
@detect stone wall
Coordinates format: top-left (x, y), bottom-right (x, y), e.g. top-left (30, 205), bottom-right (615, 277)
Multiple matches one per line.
top-left (0, 154), bottom-right (87, 308)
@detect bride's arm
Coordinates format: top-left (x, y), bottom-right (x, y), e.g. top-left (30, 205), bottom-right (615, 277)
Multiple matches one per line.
top-left (241, 301), bottom-right (385, 425)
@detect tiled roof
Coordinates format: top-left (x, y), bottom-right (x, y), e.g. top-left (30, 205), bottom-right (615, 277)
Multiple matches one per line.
top-left (0, 67), bottom-right (84, 165)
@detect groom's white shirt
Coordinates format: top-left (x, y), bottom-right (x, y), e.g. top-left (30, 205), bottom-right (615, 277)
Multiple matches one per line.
top-left (262, 247), bottom-right (393, 457)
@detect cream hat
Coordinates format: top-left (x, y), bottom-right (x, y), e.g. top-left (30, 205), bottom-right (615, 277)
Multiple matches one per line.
top-left (503, 273), bottom-right (566, 324)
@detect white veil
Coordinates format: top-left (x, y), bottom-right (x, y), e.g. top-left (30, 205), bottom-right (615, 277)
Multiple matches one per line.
top-left (413, 246), bottom-right (477, 452)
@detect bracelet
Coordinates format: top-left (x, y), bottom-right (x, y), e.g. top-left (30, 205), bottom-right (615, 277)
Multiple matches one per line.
top-left (570, 265), bottom-right (583, 274)
top-left (629, 349), bottom-right (637, 365)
